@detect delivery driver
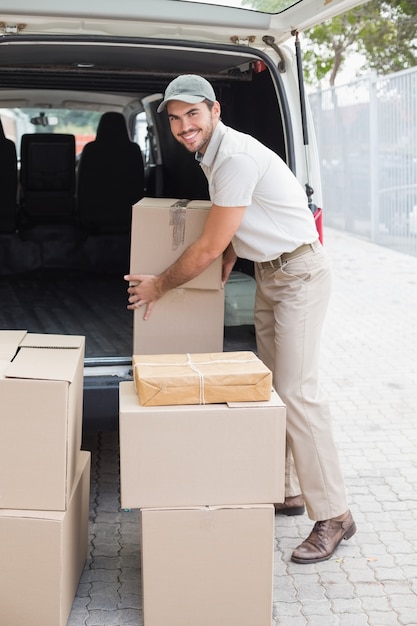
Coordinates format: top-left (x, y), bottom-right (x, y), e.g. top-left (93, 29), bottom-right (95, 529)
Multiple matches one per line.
top-left (124, 74), bottom-right (356, 563)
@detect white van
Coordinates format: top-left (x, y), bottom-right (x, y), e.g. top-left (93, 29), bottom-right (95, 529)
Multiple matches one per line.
top-left (0, 0), bottom-right (364, 427)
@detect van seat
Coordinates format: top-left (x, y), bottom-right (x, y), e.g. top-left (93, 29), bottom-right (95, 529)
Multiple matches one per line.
top-left (19, 133), bottom-right (76, 225)
top-left (0, 119), bottom-right (18, 233)
top-left (76, 112), bottom-right (145, 233)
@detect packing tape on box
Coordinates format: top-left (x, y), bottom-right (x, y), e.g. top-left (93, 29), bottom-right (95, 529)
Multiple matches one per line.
top-left (134, 353), bottom-right (258, 405)
top-left (170, 199), bottom-right (190, 250)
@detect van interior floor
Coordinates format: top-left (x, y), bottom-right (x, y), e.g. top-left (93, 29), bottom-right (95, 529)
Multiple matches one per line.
top-left (0, 270), bottom-right (257, 359)
top-left (0, 270), bottom-right (133, 358)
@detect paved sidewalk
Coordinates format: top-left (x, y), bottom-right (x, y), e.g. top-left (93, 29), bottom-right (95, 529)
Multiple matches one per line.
top-left (69, 228), bottom-right (417, 626)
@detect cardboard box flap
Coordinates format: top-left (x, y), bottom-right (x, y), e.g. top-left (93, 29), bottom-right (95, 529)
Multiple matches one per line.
top-left (0, 360), bottom-right (10, 377)
top-left (20, 333), bottom-right (84, 349)
top-left (0, 329), bottom-right (28, 345)
top-left (144, 504), bottom-right (274, 513)
top-left (0, 508), bottom-right (65, 522)
top-left (227, 389), bottom-right (285, 408)
top-left (135, 197), bottom-right (211, 210)
top-left (0, 451), bottom-right (90, 520)
top-left (0, 330), bottom-right (28, 360)
top-left (4, 346), bottom-right (83, 383)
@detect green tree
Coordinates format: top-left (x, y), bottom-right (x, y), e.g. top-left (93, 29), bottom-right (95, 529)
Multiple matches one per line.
top-left (305, 0), bottom-right (417, 85)
top-left (242, 0), bottom-right (417, 86)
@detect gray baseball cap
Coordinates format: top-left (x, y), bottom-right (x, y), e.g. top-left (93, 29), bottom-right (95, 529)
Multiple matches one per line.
top-left (157, 74), bottom-right (216, 113)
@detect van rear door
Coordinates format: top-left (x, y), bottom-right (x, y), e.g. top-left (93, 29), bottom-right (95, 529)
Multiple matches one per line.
top-left (0, 0), bottom-right (370, 428)
top-left (1, 0), bottom-right (370, 43)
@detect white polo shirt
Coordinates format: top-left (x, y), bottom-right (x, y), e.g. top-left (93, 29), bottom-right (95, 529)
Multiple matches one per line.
top-left (198, 121), bottom-right (318, 262)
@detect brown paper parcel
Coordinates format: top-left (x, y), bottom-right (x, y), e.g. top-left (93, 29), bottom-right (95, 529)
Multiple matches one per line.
top-left (133, 351), bottom-right (272, 406)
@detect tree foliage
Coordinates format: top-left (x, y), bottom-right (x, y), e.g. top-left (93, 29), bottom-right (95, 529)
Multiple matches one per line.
top-left (304, 0), bottom-right (417, 86)
top-left (242, 0), bottom-right (417, 86)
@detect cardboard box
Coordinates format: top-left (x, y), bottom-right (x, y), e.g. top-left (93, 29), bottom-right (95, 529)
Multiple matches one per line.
top-left (0, 450), bottom-right (91, 626)
top-left (0, 329), bottom-right (27, 360)
top-left (133, 287), bottom-right (224, 355)
top-left (130, 197), bottom-right (222, 290)
top-left (133, 351), bottom-right (272, 406)
top-left (0, 331), bottom-right (85, 510)
top-left (141, 505), bottom-right (274, 626)
top-left (119, 381), bottom-right (285, 509)
top-left (130, 198), bottom-right (225, 355)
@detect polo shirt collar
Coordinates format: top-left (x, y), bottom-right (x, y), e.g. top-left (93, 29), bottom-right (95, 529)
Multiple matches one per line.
top-left (195, 121), bottom-right (226, 166)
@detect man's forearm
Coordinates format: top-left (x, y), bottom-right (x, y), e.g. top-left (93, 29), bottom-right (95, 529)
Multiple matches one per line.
top-left (155, 241), bottom-right (220, 295)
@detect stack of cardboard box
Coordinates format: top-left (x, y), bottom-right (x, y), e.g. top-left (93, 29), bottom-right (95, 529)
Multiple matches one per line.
top-left (0, 331), bottom-right (91, 626)
top-left (119, 376), bottom-right (286, 626)
top-left (122, 199), bottom-right (286, 625)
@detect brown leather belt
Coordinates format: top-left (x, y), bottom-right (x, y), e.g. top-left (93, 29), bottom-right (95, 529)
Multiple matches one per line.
top-left (257, 240), bottom-right (321, 270)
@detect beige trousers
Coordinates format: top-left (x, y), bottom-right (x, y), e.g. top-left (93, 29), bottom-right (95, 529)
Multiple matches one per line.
top-left (254, 244), bottom-right (348, 521)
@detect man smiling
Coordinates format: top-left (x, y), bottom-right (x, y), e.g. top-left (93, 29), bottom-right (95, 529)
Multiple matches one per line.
top-left (166, 77), bottom-right (217, 154)
top-left (125, 74), bottom-right (356, 564)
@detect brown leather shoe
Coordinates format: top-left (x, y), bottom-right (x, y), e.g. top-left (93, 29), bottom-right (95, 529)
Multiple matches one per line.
top-left (274, 494), bottom-right (305, 516)
top-left (291, 510), bottom-right (356, 564)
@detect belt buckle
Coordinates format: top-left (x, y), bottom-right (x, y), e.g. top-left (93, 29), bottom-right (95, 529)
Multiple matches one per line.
top-left (261, 256), bottom-right (282, 270)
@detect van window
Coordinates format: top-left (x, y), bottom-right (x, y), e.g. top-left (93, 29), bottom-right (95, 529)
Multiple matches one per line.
top-left (134, 111), bottom-right (150, 164)
top-left (0, 107), bottom-right (102, 157)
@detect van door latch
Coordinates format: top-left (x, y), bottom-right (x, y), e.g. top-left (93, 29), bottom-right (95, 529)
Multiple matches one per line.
top-left (262, 35), bottom-right (286, 73)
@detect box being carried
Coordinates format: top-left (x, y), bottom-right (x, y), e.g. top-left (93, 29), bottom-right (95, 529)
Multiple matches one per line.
top-left (130, 198), bottom-right (224, 355)
top-left (130, 197), bottom-right (222, 291)
top-left (133, 288), bottom-right (224, 355)
top-left (133, 351), bottom-right (272, 406)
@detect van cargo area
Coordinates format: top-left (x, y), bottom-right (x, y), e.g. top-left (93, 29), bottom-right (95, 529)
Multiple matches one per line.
top-left (0, 32), bottom-right (309, 428)
top-left (0, 32), bottom-right (292, 428)
top-left (0, 252), bottom-right (257, 430)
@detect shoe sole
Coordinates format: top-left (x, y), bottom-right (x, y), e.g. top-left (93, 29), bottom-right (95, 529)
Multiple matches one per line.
top-left (291, 521), bottom-right (357, 564)
top-left (275, 506), bottom-right (305, 516)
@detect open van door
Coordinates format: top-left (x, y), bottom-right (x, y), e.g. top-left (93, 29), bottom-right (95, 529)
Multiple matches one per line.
top-left (0, 0), bottom-right (370, 425)
top-left (1, 0), bottom-right (369, 197)
top-left (1, 0), bottom-right (369, 44)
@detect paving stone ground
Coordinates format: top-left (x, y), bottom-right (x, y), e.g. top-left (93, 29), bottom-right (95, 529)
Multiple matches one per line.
top-left (68, 227), bottom-right (417, 626)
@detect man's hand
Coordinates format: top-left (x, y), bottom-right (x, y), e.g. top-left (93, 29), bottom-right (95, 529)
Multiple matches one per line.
top-left (222, 242), bottom-right (237, 285)
top-left (124, 274), bottom-right (161, 320)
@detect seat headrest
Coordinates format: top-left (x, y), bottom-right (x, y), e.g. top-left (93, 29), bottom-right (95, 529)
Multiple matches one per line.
top-left (95, 112), bottom-right (130, 143)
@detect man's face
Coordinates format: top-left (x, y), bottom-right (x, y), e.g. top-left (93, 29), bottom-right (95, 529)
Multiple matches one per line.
top-left (166, 100), bottom-right (220, 155)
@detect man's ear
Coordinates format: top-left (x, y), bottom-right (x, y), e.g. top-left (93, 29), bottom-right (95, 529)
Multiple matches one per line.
top-left (213, 100), bottom-right (221, 119)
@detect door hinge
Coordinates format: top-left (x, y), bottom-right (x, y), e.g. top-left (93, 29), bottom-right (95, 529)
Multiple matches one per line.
top-left (230, 35), bottom-right (256, 46)
top-left (0, 22), bottom-right (26, 35)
